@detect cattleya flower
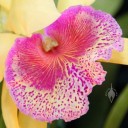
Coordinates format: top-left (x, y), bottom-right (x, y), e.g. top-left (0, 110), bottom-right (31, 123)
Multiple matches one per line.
top-left (0, 0), bottom-right (128, 127)
top-left (0, 0), bottom-right (98, 127)
top-left (4, 5), bottom-right (124, 122)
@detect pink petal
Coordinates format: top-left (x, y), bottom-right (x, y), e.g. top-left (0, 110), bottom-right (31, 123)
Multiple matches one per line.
top-left (5, 34), bottom-right (66, 90)
top-left (45, 6), bottom-right (123, 61)
top-left (77, 59), bottom-right (107, 86)
top-left (6, 59), bottom-right (105, 122)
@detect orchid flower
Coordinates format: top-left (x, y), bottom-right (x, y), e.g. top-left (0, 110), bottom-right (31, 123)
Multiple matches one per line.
top-left (0, 0), bottom-right (96, 128)
top-left (3, 5), bottom-right (126, 121)
top-left (0, 0), bottom-right (128, 128)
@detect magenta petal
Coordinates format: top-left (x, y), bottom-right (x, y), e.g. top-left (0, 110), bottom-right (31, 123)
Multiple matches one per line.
top-left (7, 62), bottom-right (91, 122)
top-left (8, 60), bottom-right (99, 122)
top-left (77, 59), bottom-right (107, 86)
top-left (5, 53), bottom-right (106, 122)
top-left (5, 34), bottom-right (66, 90)
top-left (45, 6), bottom-right (123, 61)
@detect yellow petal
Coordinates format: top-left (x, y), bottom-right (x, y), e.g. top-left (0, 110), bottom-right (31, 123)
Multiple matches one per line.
top-left (19, 112), bottom-right (47, 128)
top-left (57, 0), bottom-right (95, 12)
top-left (1, 81), bottom-right (20, 128)
top-left (0, 7), bottom-right (9, 32)
top-left (5, 0), bottom-right (60, 35)
top-left (99, 38), bottom-right (128, 65)
top-left (0, 33), bottom-right (20, 82)
top-left (0, 0), bottom-right (12, 10)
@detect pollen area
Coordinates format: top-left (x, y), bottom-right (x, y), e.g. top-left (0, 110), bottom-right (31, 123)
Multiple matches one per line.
top-left (42, 35), bottom-right (58, 52)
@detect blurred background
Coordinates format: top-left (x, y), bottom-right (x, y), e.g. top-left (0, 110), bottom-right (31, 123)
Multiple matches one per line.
top-left (0, 0), bottom-right (128, 128)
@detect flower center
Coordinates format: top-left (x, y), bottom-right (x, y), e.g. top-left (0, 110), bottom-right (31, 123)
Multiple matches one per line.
top-left (42, 35), bottom-right (58, 52)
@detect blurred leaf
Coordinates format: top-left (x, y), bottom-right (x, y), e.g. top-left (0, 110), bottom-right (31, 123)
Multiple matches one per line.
top-left (54, 0), bottom-right (58, 6)
top-left (104, 85), bottom-right (128, 128)
top-left (117, 13), bottom-right (128, 37)
top-left (48, 122), bottom-right (56, 128)
top-left (92, 0), bottom-right (123, 15)
top-left (0, 81), bottom-right (6, 128)
top-left (48, 120), bottom-right (65, 128)
top-left (57, 120), bottom-right (66, 128)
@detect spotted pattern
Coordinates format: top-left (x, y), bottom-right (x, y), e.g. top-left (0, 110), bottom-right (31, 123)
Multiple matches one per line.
top-left (46, 6), bottom-right (123, 61)
top-left (5, 5), bottom-right (123, 122)
top-left (5, 34), bottom-right (66, 90)
top-left (8, 61), bottom-right (105, 122)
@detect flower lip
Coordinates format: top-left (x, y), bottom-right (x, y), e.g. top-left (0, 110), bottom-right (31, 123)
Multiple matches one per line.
top-left (42, 35), bottom-right (59, 52)
top-left (5, 5), bottom-right (123, 122)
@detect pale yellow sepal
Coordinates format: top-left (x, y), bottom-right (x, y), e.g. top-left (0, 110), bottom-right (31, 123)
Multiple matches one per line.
top-left (0, 33), bottom-right (20, 82)
top-left (0, 0), bottom-right (12, 10)
top-left (19, 112), bottom-right (47, 128)
top-left (0, 7), bottom-right (9, 32)
top-left (5, 0), bottom-right (60, 36)
top-left (1, 81), bottom-right (20, 128)
top-left (99, 38), bottom-right (128, 65)
top-left (57, 0), bottom-right (95, 12)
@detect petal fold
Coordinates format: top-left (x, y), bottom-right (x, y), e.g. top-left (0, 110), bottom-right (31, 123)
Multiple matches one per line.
top-left (99, 38), bottom-right (128, 65)
top-left (5, 0), bottom-right (60, 35)
top-left (0, 33), bottom-right (20, 82)
top-left (57, 0), bottom-right (95, 12)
